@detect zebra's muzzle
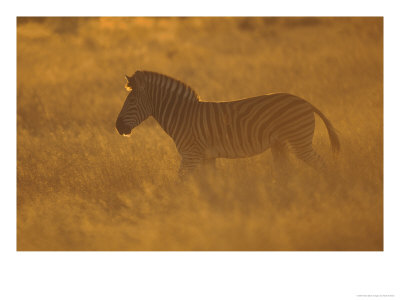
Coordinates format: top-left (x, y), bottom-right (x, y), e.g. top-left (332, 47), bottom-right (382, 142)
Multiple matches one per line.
top-left (116, 118), bottom-right (132, 136)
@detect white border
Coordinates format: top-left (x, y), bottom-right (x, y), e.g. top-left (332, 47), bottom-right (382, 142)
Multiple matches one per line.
top-left (2, 1), bottom-right (399, 300)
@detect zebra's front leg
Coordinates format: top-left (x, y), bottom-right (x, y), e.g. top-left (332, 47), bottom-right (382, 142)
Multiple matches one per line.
top-left (195, 157), bottom-right (217, 174)
top-left (178, 155), bottom-right (202, 177)
top-left (203, 158), bottom-right (216, 168)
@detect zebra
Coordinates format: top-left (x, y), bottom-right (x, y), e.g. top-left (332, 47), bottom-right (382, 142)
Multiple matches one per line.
top-left (116, 71), bottom-right (340, 176)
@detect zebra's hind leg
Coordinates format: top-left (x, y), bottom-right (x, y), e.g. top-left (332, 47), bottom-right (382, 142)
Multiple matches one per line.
top-left (289, 143), bottom-right (327, 172)
top-left (270, 140), bottom-right (291, 182)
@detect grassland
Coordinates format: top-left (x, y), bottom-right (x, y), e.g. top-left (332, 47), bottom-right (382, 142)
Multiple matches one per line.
top-left (17, 17), bottom-right (383, 250)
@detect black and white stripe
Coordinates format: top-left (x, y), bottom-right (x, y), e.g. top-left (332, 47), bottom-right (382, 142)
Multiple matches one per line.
top-left (116, 71), bottom-right (340, 175)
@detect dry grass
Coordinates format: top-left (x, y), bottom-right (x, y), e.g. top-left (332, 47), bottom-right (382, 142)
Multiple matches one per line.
top-left (17, 17), bottom-right (383, 250)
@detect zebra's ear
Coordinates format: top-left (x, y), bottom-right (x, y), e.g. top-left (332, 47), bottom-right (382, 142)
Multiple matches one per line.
top-left (125, 75), bottom-right (133, 91)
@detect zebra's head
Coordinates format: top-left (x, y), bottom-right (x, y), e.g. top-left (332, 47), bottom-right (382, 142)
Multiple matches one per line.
top-left (116, 72), bottom-right (151, 136)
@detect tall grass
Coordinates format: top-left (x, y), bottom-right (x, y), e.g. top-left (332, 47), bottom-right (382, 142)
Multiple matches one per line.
top-left (17, 17), bottom-right (383, 250)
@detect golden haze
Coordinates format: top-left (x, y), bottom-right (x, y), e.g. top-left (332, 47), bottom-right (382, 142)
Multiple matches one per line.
top-left (17, 17), bottom-right (383, 250)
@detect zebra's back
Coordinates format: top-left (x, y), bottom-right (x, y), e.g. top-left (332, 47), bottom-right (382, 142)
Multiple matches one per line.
top-left (194, 93), bottom-right (315, 159)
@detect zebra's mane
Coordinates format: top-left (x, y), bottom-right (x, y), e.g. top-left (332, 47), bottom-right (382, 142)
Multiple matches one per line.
top-left (138, 71), bottom-right (200, 102)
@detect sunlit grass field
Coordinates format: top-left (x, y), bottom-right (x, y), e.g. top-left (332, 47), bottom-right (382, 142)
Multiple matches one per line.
top-left (17, 17), bottom-right (383, 250)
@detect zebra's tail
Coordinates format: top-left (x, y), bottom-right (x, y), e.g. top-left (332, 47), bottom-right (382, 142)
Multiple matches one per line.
top-left (311, 105), bottom-right (340, 154)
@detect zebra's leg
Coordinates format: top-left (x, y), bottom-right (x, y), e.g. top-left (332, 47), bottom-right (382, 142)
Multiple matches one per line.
top-left (270, 140), bottom-right (291, 180)
top-left (195, 157), bottom-right (217, 174)
top-left (178, 154), bottom-right (202, 177)
top-left (289, 142), bottom-right (327, 171)
top-left (285, 117), bottom-right (327, 172)
top-left (203, 158), bottom-right (216, 168)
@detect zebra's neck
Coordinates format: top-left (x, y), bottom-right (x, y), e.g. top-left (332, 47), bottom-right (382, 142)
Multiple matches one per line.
top-left (143, 72), bottom-right (200, 142)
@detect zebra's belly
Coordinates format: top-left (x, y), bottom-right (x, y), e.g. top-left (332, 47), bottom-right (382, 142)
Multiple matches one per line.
top-left (206, 138), bottom-right (270, 159)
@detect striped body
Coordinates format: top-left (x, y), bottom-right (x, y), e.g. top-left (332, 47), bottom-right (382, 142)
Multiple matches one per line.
top-left (194, 95), bottom-right (315, 159)
top-left (116, 71), bottom-right (340, 176)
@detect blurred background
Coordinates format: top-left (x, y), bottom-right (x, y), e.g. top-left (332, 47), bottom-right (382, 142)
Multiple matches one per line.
top-left (17, 17), bottom-right (383, 250)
